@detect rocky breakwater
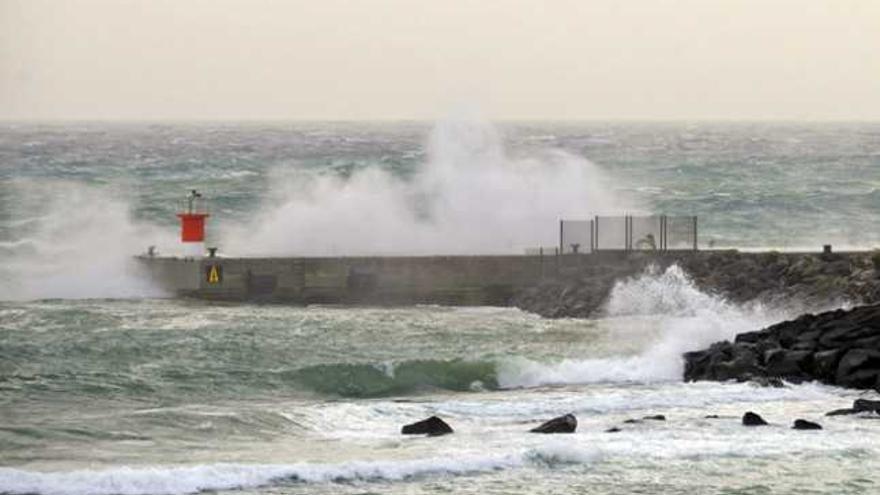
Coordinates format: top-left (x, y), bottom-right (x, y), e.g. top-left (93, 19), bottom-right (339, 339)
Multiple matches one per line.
top-left (684, 304), bottom-right (880, 389)
top-left (513, 250), bottom-right (880, 319)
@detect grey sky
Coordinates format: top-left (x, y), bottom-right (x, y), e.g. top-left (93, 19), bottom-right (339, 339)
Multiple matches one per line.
top-left (2, 0), bottom-right (878, 120)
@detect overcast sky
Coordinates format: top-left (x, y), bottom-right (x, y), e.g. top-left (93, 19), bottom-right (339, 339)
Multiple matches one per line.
top-left (1, 0), bottom-right (878, 121)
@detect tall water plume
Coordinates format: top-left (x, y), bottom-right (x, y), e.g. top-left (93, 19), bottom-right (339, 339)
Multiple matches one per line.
top-left (222, 117), bottom-right (632, 255)
top-left (0, 180), bottom-right (172, 300)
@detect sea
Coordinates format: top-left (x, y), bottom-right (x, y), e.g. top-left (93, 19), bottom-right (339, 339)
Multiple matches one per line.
top-left (2, 120), bottom-right (880, 494)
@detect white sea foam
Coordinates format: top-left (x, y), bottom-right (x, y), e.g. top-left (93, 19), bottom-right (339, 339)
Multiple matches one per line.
top-left (221, 115), bottom-right (635, 256)
top-left (497, 265), bottom-right (788, 388)
top-left (0, 445), bottom-right (601, 495)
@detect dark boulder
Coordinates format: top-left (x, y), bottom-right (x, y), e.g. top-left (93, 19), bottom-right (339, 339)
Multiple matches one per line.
top-left (683, 304), bottom-right (880, 390)
top-left (704, 414), bottom-right (720, 419)
top-left (530, 413), bottom-right (577, 434)
top-left (401, 416), bottom-right (454, 436)
top-left (764, 349), bottom-right (811, 380)
top-left (836, 349), bottom-right (880, 388)
top-left (742, 411), bottom-right (768, 426)
top-left (735, 330), bottom-right (768, 344)
top-left (853, 398), bottom-right (880, 413)
top-left (793, 419), bottom-right (822, 430)
top-left (643, 414), bottom-right (666, 421)
top-left (605, 426), bottom-right (621, 433)
top-left (684, 342), bottom-right (762, 382)
top-left (812, 349), bottom-right (842, 381)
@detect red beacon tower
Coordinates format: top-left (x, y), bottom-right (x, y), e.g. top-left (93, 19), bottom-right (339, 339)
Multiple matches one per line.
top-left (177, 190), bottom-right (209, 258)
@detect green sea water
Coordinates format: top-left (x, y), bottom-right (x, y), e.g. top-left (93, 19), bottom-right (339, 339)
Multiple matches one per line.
top-left (1, 121), bottom-right (880, 494)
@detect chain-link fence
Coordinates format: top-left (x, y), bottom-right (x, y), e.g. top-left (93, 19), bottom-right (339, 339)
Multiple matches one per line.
top-left (559, 215), bottom-right (697, 253)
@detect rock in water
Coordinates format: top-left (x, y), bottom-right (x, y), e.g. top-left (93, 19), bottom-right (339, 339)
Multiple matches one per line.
top-left (530, 413), bottom-right (577, 433)
top-left (793, 419), bottom-right (822, 430)
top-left (826, 408), bottom-right (859, 416)
top-left (401, 416), bottom-right (454, 436)
top-left (853, 398), bottom-right (880, 413)
top-left (742, 411), bottom-right (768, 426)
top-left (643, 414), bottom-right (666, 421)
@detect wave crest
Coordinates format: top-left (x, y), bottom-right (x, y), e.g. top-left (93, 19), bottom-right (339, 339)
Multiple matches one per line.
top-left (0, 445), bottom-right (600, 495)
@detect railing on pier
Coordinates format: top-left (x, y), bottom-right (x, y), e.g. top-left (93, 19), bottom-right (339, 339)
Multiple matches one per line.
top-left (559, 215), bottom-right (698, 253)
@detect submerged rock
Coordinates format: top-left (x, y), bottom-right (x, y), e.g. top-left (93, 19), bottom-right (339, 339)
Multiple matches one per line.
top-left (853, 398), bottom-right (880, 412)
top-left (793, 419), bottom-right (822, 430)
top-left (530, 413), bottom-right (577, 433)
top-left (605, 426), bottom-right (621, 433)
top-left (742, 411), bottom-right (768, 426)
top-left (826, 398), bottom-right (880, 416)
top-left (401, 416), bottom-right (454, 436)
top-left (643, 414), bottom-right (666, 421)
top-left (826, 408), bottom-right (859, 416)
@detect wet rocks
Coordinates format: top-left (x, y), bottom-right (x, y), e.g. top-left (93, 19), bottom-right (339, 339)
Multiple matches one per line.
top-left (853, 398), bottom-right (880, 412)
top-left (684, 304), bottom-right (880, 390)
top-left (513, 251), bottom-right (880, 319)
top-left (793, 419), bottom-right (822, 430)
top-left (826, 398), bottom-right (880, 416)
top-left (530, 413), bottom-right (577, 433)
top-left (826, 408), bottom-right (860, 416)
top-left (742, 411), bottom-right (768, 426)
top-left (401, 416), bottom-right (454, 436)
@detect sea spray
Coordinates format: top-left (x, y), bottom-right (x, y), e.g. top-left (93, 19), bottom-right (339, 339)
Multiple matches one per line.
top-left (221, 117), bottom-right (634, 256)
top-left (497, 265), bottom-right (790, 388)
top-left (0, 180), bottom-right (172, 300)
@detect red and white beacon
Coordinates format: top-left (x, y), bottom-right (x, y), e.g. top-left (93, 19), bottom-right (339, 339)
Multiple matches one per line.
top-left (177, 189), bottom-right (209, 258)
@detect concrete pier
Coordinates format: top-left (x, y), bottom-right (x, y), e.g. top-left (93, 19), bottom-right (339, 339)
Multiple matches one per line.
top-left (139, 249), bottom-right (875, 309)
top-left (138, 254), bottom-right (557, 305)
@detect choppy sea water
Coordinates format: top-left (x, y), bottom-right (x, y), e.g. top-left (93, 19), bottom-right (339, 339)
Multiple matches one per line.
top-left (2, 121), bottom-right (880, 494)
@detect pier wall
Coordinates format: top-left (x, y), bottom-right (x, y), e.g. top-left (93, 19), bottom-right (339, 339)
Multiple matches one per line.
top-left (141, 254), bottom-right (562, 305)
top-left (139, 250), bottom-right (871, 307)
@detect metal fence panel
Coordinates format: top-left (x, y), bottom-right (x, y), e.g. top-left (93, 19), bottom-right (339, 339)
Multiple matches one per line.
top-left (596, 216), bottom-right (628, 251)
top-left (559, 220), bottom-right (593, 254)
top-left (558, 215), bottom-right (697, 252)
top-left (631, 215), bottom-right (663, 251)
top-left (666, 216), bottom-right (697, 250)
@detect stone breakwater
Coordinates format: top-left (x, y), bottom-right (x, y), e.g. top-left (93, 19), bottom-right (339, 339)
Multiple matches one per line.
top-left (683, 304), bottom-right (880, 390)
top-left (512, 250), bottom-right (880, 318)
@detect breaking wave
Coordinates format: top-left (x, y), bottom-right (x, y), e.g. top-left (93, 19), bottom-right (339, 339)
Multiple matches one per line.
top-left (291, 359), bottom-right (499, 397)
top-left (0, 445), bottom-right (601, 495)
top-left (496, 265), bottom-right (789, 388)
top-left (294, 265), bottom-right (789, 394)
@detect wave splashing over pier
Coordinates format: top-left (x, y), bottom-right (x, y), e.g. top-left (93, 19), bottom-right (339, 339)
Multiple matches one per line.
top-left (222, 117), bottom-right (631, 256)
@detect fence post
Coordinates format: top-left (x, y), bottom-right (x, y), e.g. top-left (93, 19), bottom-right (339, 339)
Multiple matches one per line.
top-left (661, 215), bottom-right (666, 252)
top-left (559, 219), bottom-right (563, 255)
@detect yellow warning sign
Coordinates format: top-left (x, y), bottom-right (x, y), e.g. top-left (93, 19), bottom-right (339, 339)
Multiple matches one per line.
top-left (206, 265), bottom-right (222, 284)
